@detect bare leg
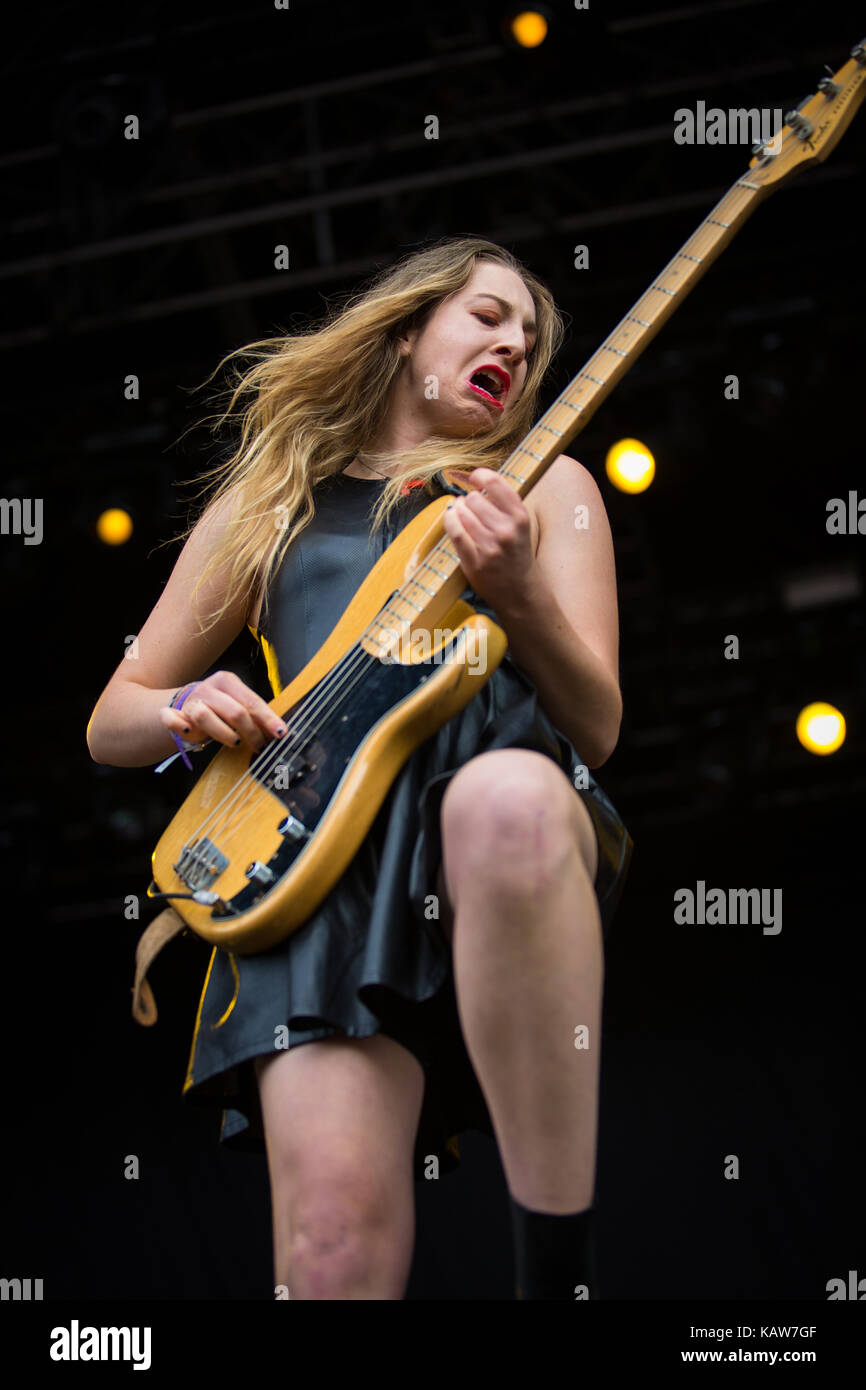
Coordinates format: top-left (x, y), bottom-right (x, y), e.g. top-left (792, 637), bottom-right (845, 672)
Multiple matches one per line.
top-left (254, 1034), bottom-right (424, 1298)
top-left (439, 749), bottom-right (602, 1213)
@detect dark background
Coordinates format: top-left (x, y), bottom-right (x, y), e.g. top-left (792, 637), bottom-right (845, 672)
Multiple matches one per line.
top-left (1, 0), bottom-right (863, 1300)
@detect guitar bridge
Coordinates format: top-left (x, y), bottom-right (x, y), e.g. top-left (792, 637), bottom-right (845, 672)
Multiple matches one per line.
top-left (173, 837), bottom-right (229, 892)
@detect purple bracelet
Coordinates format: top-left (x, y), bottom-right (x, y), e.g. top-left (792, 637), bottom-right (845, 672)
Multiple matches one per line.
top-left (159, 681), bottom-right (207, 772)
top-left (172, 682), bottom-right (200, 713)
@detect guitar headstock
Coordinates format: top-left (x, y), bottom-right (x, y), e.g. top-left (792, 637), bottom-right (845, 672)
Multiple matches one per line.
top-left (747, 39), bottom-right (866, 187)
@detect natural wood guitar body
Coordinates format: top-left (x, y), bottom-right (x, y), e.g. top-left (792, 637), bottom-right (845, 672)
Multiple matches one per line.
top-left (150, 492), bottom-right (507, 952)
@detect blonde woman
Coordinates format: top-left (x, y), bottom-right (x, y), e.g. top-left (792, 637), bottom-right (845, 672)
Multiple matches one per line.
top-left (87, 236), bottom-right (632, 1300)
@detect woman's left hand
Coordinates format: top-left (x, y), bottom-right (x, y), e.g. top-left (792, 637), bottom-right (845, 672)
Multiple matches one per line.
top-left (441, 467), bottom-right (540, 614)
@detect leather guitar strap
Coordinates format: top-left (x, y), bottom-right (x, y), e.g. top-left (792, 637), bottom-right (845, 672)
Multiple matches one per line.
top-left (130, 907), bottom-right (189, 1026)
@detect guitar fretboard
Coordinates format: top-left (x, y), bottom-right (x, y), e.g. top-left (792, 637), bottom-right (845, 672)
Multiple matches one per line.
top-left (365, 170), bottom-right (768, 651)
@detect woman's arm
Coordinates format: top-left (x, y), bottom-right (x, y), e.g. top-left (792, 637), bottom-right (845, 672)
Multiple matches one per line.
top-left (443, 456), bottom-right (623, 769)
top-left (86, 496), bottom-right (279, 767)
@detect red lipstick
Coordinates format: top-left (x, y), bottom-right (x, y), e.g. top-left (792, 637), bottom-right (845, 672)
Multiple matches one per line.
top-left (467, 363), bottom-right (510, 411)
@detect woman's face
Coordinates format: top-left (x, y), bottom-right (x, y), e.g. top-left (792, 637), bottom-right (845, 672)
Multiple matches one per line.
top-left (397, 259), bottom-right (539, 438)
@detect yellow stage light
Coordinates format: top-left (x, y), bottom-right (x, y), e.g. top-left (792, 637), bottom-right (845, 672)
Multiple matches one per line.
top-left (96, 507), bottom-right (133, 545)
top-left (509, 11), bottom-right (548, 48)
top-left (795, 702), bottom-right (846, 756)
top-left (605, 439), bottom-right (655, 494)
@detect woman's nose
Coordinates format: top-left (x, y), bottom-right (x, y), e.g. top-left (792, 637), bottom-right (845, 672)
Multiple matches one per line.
top-left (492, 339), bottom-right (524, 367)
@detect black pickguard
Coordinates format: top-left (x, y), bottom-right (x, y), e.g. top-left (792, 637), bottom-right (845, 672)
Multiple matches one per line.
top-left (179, 632), bottom-right (466, 919)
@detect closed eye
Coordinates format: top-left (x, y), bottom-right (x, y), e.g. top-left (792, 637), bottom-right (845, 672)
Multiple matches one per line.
top-left (474, 310), bottom-right (536, 362)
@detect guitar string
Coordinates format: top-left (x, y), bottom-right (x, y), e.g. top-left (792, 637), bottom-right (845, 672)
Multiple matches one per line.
top-left (187, 437), bottom-right (555, 846)
top-left (183, 414), bottom-right (555, 852)
top-left (178, 530), bottom-right (468, 857)
top-left (178, 453), bottom-right (536, 847)
top-left (177, 177), bottom-right (756, 868)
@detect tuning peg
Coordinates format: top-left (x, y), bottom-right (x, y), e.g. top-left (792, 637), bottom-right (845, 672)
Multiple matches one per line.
top-left (784, 109), bottom-right (814, 140)
top-left (818, 70), bottom-right (841, 96)
top-left (852, 39), bottom-right (866, 64)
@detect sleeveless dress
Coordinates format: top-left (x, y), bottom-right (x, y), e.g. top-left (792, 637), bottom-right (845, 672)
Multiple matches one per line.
top-left (182, 470), bottom-right (633, 1178)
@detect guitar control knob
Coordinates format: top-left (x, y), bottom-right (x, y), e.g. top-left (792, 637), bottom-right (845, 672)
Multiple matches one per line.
top-left (245, 861), bottom-right (276, 885)
top-left (278, 814), bottom-right (310, 842)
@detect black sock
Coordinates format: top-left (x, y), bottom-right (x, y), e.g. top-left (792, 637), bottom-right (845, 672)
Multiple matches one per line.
top-left (509, 1195), bottom-right (599, 1300)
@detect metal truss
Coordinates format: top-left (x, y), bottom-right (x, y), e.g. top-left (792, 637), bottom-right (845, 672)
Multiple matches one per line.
top-left (2, 20), bottom-right (861, 343)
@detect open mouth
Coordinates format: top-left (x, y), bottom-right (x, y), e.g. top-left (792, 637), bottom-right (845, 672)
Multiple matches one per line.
top-left (468, 366), bottom-right (508, 410)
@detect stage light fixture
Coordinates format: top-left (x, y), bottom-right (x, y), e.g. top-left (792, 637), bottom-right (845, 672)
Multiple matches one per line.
top-left (96, 508), bottom-right (133, 545)
top-left (605, 438), bottom-right (655, 494)
top-left (504, 8), bottom-right (549, 49)
top-left (795, 702), bottom-right (846, 756)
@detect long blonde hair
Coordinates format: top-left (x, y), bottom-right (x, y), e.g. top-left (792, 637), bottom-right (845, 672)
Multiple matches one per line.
top-left (170, 235), bottom-right (566, 633)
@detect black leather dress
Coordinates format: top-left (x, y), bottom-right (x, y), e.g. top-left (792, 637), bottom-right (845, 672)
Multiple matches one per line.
top-left (182, 470), bottom-right (633, 1178)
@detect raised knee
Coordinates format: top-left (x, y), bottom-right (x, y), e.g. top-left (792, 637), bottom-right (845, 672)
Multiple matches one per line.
top-left (442, 751), bottom-right (578, 886)
top-left (443, 750), bottom-right (567, 832)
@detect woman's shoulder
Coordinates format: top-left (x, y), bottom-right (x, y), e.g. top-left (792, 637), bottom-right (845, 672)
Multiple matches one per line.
top-left (530, 454), bottom-right (607, 540)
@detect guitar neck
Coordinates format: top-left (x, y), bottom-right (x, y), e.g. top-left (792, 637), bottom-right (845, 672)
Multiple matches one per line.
top-left (373, 174), bottom-right (769, 642)
top-left (375, 36), bottom-right (866, 634)
top-left (498, 171), bottom-right (766, 499)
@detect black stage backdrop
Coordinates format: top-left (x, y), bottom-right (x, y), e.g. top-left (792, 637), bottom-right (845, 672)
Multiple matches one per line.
top-left (1, 0), bottom-right (863, 1331)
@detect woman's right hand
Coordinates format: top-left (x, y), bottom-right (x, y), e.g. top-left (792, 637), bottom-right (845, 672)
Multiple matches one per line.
top-left (158, 670), bottom-right (288, 754)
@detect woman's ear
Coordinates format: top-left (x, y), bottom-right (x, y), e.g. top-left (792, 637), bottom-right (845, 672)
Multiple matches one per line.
top-left (396, 306), bottom-right (429, 359)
